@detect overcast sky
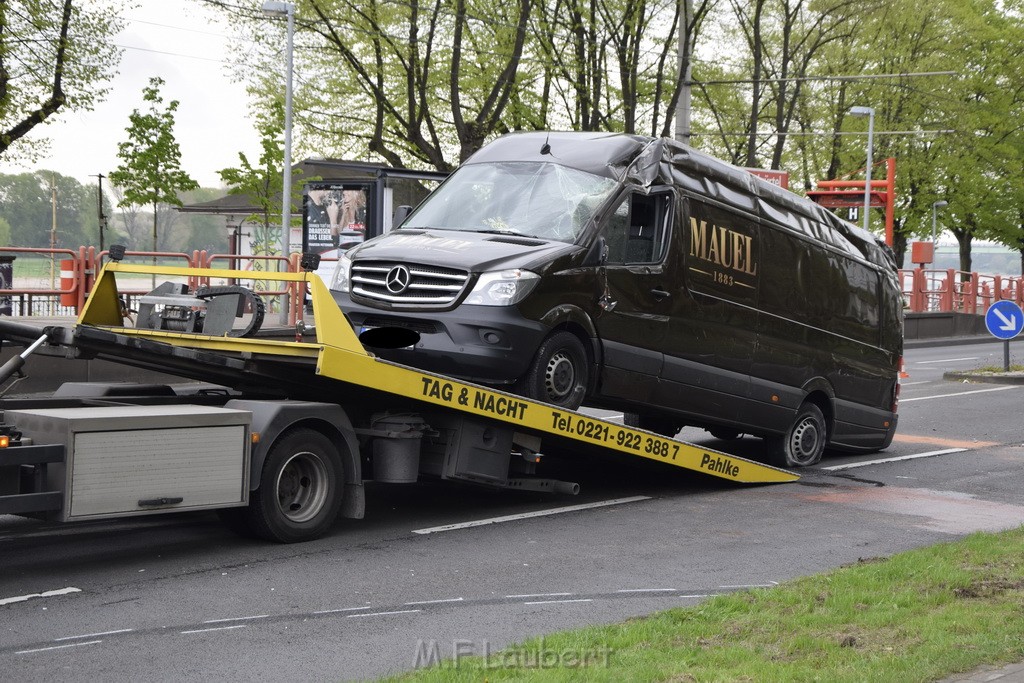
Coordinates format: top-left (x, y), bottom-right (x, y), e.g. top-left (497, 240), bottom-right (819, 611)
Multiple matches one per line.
top-left (0, 0), bottom-right (263, 188)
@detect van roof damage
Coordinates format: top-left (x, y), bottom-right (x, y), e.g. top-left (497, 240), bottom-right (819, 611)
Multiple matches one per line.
top-left (466, 131), bottom-right (897, 271)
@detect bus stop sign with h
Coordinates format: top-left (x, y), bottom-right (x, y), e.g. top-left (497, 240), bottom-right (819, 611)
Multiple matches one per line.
top-left (985, 300), bottom-right (1024, 370)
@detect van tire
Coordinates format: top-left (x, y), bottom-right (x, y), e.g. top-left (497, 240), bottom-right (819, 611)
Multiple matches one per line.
top-left (244, 428), bottom-right (343, 543)
top-left (766, 403), bottom-right (826, 468)
top-left (519, 331), bottom-right (589, 409)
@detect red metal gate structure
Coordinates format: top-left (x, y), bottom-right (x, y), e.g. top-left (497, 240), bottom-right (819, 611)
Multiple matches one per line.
top-left (807, 157), bottom-right (897, 247)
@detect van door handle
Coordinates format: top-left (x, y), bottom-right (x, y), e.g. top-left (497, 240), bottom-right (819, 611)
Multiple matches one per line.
top-left (650, 289), bottom-right (671, 300)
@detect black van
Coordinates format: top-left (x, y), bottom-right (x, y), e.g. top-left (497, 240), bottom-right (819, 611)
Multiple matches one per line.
top-left (330, 132), bottom-right (903, 467)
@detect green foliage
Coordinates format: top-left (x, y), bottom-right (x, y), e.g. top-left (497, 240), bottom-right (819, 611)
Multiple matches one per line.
top-left (109, 77), bottom-right (199, 253)
top-left (0, 170), bottom-right (103, 247)
top-left (0, 0), bottom-right (125, 161)
top-left (0, 216), bottom-right (11, 245)
top-left (218, 99), bottom-right (304, 232)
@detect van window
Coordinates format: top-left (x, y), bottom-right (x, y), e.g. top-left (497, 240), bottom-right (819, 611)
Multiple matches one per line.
top-left (602, 193), bottom-right (671, 264)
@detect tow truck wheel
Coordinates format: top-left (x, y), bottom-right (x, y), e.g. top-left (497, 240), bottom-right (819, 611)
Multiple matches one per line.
top-left (518, 331), bottom-right (589, 409)
top-left (246, 428), bottom-right (343, 543)
top-left (766, 402), bottom-right (826, 468)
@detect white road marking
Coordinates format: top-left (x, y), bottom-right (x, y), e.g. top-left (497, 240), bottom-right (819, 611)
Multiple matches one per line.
top-left (54, 628), bottom-right (134, 641)
top-left (616, 588), bottom-right (677, 593)
top-left (821, 448), bottom-right (968, 471)
top-left (180, 624), bottom-right (248, 635)
top-left (523, 598), bottom-right (593, 605)
top-left (313, 606), bottom-right (372, 615)
top-left (0, 587), bottom-right (81, 606)
top-left (504, 592), bottom-right (573, 599)
top-left (404, 597), bottom-right (464, 606)
top-left (915, 357), bottom-right (978, 364)
top-left (901, 386), bottom-right (1018, 402)
top-left (346, 609), bottom-right (422, 618)
top-left (202, 614), bottom-right (269, 624)
top-left (900, 381), bottom-right (931, 386)
top-left (411, 496), bottom-right (652, 535)
top-left (17, 640), bottom-right (102, 655)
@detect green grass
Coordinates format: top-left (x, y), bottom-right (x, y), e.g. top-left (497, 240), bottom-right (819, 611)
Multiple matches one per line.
top-left (972, 365), bottom-right (1024, 373)
top-left (387, 527), bottom-right (1024, 682)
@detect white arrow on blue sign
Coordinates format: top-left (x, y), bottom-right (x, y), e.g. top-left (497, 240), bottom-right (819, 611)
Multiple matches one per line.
top-left (985, 300), bottom-right (1024, 340)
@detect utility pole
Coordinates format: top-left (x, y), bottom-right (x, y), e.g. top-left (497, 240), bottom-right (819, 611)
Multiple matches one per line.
top-left (92, 173), bottom-right (108, 251)
top-left (50, 173), bottom-right (58, 288)
top-left (675, 0), bottom-right (693, 144)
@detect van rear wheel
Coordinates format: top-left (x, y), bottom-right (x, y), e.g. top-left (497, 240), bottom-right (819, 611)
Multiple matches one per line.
top-left (518, 331), bottom-right (589, 410)
top-left (766, 403), bottom-right (826, 468)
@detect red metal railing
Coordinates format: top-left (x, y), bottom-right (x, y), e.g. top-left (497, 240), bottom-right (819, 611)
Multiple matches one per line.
top-left (899, 267), bottom-right (1024, 313)
top-left (0, 246), bottom-right (317, 325)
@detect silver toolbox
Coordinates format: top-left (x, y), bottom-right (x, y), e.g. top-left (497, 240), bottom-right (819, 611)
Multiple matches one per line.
top-left (5, 405), bottom-right (250, 521)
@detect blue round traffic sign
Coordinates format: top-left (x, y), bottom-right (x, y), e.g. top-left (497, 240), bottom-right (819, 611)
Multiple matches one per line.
top-left (985, 300), bottom-right (1024, 340)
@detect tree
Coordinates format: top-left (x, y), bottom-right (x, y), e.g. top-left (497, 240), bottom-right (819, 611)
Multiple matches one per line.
top-left (0, 0), bottom-right (124, 160)
top-left (0, 170), bottom-right (101, 247)
top-left (218, 100), bottom-right (307, 259)
top-left (109, 77), bottom-right (199, 258)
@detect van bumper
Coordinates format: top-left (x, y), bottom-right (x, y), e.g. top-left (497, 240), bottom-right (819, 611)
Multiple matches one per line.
top-left (332, 294), bottom-right (549, 384)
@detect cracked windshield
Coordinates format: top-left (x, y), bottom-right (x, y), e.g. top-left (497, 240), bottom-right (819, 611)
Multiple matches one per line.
top-left (403, 161), bottom-right (618, 242)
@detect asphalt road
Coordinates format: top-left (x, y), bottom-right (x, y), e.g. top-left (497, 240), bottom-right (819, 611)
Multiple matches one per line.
top-left (1, 338), bottom-right (1022, 681)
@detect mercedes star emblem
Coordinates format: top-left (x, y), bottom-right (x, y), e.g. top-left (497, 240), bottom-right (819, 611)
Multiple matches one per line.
top-left (385, 265), bottom-right (411, 294)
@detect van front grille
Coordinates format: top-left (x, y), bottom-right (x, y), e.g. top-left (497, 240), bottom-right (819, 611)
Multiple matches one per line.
top-left (351, 261), bottom-right (469, 307)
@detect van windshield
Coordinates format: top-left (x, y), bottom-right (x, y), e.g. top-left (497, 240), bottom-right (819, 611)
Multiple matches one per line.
top-left (402, 161), bottom-right (618, 242)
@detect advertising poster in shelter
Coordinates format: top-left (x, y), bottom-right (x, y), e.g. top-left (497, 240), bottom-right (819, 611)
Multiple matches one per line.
top-left (304, 184), bottom-right (368, 254)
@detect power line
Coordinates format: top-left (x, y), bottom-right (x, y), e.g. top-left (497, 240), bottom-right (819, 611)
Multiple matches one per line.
top-left (695, 71), bottom-right (958, 86)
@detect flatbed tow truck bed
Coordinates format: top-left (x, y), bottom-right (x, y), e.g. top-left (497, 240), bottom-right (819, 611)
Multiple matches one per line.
top-left (0, 260), bottom-right (796, 542)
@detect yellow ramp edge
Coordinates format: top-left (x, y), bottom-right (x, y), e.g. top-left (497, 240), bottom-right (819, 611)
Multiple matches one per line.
top-left (79, 262), bottom-right (799, 485)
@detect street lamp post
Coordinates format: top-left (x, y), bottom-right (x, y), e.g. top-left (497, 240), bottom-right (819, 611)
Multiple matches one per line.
top-left (263, 0), bottom-right (295, 323)
top-left (931, 200), bottom-right (948, 245)
top-left (849, 106), bottom-right (875, 233)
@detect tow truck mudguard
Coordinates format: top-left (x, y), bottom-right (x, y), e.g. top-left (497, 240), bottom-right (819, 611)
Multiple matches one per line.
top-left (226, 399), bottom-right (365, 520)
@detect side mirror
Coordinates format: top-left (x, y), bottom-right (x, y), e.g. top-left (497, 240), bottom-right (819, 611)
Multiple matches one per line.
top-left (584, 236), bottom-right (608, 267)
top-left (393, 205), bottom-right (413, 226)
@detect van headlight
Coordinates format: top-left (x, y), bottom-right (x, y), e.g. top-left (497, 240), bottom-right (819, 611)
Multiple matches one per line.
top-left (330, 252), bottom-right (353, 292)
top-left (464, 269), bottom-right (540, 306)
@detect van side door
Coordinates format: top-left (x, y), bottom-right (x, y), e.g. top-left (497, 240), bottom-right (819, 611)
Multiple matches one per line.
top-left (593, 191), bottom-right (674, 403)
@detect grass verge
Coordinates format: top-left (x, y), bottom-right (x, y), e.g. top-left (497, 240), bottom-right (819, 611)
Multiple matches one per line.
top-left (387, 527), bottom-right (1024, 682)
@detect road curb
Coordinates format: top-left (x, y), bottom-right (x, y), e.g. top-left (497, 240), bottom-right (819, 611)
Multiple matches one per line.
top-left (942, 372), bottom-right (1024, 385)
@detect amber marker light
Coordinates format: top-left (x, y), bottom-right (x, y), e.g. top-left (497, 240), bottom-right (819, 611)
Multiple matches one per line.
top-left (251, 432), bottom-right (261, 444)
top-left (0, 435), bottom-right (10, 448)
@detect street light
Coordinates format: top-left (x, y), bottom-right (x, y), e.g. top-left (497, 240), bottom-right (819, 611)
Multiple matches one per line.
top-left (849, 105), bottom-right (875, 233)
top-left (263, 0), bottom-right (295, 264)
top-left (263, 0), bottom-right (295, 324)
top-left (931, 200), bottom-right (948, 245)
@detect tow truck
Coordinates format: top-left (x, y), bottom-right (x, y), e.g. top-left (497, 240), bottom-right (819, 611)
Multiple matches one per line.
top-left (0, 250), bottom-right (797, 543)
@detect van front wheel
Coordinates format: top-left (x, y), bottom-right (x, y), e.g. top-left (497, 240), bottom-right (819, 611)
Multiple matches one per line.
top-left (766, 403), bottom-right (826, 468)
top-left (519, 331), bottom-right (589, 410)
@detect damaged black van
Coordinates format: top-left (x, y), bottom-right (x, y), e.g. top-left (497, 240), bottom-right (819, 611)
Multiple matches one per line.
top-left (330, 132), bottom-right (903, 467)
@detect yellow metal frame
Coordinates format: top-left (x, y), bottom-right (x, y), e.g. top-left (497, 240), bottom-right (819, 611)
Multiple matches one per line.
top-left (78, 261), bottom-right (798, 484)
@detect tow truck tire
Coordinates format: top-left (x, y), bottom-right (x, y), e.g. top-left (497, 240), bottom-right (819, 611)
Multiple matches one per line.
top-left (518, 331), bottom-right (589, 409)
top-left (246, 428), bottom-right (344, 543)
top-left (766, 402), bottom-right (826, 468)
